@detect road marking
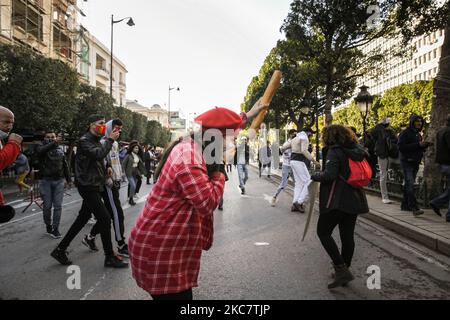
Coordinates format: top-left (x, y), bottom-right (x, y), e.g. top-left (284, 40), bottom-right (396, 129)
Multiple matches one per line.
top-left (0, 199), bottom-right (83, 228)
top-left (80, 273), bottom-right (107, 301)
top-left (254, 242), bottom-right (270, 246)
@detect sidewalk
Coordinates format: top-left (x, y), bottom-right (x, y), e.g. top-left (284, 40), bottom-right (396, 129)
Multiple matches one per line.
top-left (250, 163), bottom-right (450, 257)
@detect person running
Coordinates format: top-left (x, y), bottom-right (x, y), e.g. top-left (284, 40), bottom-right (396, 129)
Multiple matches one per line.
top-left (311, 125), bottom-right (369, 289)
top-left (12, 152), bottom-right (31, 192)
top-left (122, 141), bottom-right (146, 206)
top-left (36, 131), bottom-right (72, 238)
top-left (282, 128), bottom-right (320, 213)
top-left (128, 100), bottom-right (268, 300)
top-left (50, 114), bottom-right (128, 268)
top-left (271, 129), bottom-right (297, 207)
top-left (83, 119), bottom-right (130, 257)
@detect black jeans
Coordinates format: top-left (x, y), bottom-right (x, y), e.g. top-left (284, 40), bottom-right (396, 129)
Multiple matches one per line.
top-left (91, 183), bottom-right (125, 246)
top-left (401, 161), bottom-right (420, 210)
top-left (317, 210), bottom-right (358, 267)
top-left (58, 186), bottom-right (114, 256)
top-left (151, 289), bottom-right (193, 301)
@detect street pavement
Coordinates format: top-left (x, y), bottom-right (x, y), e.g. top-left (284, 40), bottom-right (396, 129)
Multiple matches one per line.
top-left (1, 168), bottom-right (450, 300)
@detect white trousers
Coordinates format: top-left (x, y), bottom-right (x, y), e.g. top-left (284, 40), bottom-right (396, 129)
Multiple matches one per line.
top-left (290, 160), bottom-right (311, 205)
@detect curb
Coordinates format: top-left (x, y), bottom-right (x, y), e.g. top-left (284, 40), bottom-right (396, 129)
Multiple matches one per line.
top-left (249, 164), bottom-right (450, 258)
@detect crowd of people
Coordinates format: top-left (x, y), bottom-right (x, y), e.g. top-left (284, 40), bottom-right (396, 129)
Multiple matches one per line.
top-left (1, 100), bottom-right (449, 299)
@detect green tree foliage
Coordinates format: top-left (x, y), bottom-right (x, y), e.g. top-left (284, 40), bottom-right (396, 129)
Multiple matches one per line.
top-left (0, 44), bottom-right (79, 133)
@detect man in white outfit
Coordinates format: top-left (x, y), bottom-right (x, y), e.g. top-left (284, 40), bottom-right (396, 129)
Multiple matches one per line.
top-left (282, 128), bottom-right (320, 213)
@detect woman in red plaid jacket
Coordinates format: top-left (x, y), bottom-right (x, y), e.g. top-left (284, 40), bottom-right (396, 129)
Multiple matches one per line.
top-left (128, 100), bottom-right (268, 300)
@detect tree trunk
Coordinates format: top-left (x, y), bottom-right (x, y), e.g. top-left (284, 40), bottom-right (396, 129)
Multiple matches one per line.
top-left (324, 71), bottom-right (334, 126)
top-left (423, 25), bottom-right (450, 203)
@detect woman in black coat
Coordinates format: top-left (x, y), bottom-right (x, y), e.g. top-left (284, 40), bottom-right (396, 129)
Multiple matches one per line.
top-left (311, 125), bottom-right (369, 289)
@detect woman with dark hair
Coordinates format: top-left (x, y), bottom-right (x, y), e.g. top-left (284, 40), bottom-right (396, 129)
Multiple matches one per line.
top-left (311, 125), bottom-right (369, 289)
top-left (122, 141), bottom-right (146, 206)
top-left (128, 99), bottom-right (268, 300)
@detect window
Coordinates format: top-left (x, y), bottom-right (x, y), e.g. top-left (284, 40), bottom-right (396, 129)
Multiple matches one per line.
top-left (53, 26), bottom-right (72, 59)
top-left (418, 39), bottom-right (422, 47)
top-left (423, 54), bottom-right (426, 63)
top-left (428, 52), bottom-right (431, 60)
top-left (96, 54), bottom-right (106, 71)
top-left (434, 49), bottom-right (437, 59)
top-left (419, 56), bottom-right (422, 64)
top-left (12, 0), bottom-right (44, 41)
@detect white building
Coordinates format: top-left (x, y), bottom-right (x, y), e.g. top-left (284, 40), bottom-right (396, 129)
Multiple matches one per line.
top-left (126, 101), bottom-right (169, 128)
top-left (76, 25), bottom-right (127, 106)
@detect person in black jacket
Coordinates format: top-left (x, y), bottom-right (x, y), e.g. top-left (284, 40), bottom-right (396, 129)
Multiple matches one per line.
top-left (51, 114), bottom-right (128, 269)
top-left (370, 118), bottom-right (399, 204)
top-left (430, 114), bottom-right (450, 222)
top-left (398, 115), bottom-right (432, 216)
top-left (311, 125), bottom-right (369, 289)
top-left (36, 131), bottom-right (72, 238)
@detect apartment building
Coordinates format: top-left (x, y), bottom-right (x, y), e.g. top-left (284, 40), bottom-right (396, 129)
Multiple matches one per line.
top-left (77, 27), bottom-right (127, 106)
top-left (0, 0), bottom-right (79, 65)
top-left (355, 30), bottom-right (444, 98)
top-left (126, 101), bottom-right (169, 128)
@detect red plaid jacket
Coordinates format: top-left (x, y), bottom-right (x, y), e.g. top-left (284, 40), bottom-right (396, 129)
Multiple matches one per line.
top-left (128, 138), bottom-right (225, 295)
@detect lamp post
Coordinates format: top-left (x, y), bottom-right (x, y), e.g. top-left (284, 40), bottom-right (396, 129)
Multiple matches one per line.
top-left (355, 85), bottom-right (374, 146)
top-left (168, 86), bottom-right (180, 129)
top-left (110, 15), bottom-right (135, 100)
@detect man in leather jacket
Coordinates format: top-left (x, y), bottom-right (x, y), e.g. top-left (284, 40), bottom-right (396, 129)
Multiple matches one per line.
top-left (51, 115), bottom-right (128, 269)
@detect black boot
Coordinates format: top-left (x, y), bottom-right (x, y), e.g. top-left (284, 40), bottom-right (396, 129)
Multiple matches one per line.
top-left (129, 197), bottom-right (136, 206)
top-left (104, 255), bottom-right (129, 268)
top-left (328, 264), bottom-right (354, 289)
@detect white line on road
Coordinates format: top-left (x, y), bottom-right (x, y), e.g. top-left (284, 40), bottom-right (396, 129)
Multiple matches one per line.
top-left (80, 273), bottom-right (107, 301)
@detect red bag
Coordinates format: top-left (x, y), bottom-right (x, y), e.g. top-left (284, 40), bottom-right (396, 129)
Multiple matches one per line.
top-left (346, 158), bottom-right (372, 188)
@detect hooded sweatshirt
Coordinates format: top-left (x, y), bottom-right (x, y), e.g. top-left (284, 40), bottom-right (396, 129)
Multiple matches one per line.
top-left (398, 115), bottom-right (427, 164)
top-left (282, 131), bottom-right (314, 163)
top-left (101, 120), bottom-right (123, 182)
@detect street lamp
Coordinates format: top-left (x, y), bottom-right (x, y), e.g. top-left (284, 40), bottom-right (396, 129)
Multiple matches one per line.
top-left (110, 15), bottom-right (135, 99)
top-left (355, 85), bottom-right (374, 145)
top-left (168, 86), bottom-right (180, 129)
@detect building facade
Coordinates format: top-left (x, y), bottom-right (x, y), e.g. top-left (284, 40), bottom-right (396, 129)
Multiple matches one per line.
top-left (77, 27), bottom-right (127, 105)
top-left (355, 30), bottom-right (444, 98)
top-left (0, 0), bottom-right (79, 65)
top-left (126, 101), bottom-right (169, 128)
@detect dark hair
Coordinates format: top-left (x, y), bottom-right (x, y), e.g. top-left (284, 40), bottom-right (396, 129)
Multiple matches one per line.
top-left (447, 114), bottom-right (450, 126)
top-left (44, 130), bottom-right (56, 136)
top-left (288, 129), bottom-right (297, 135)
top-left (322, 125), bottom-right (358, 147)
top-left (112, 119), bottom-right (123, 127)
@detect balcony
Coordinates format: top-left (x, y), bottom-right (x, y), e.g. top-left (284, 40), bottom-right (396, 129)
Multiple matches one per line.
top-left (96, 68), bottom-right (110, 80)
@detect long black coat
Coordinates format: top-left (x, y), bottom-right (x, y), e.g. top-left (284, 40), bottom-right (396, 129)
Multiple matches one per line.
top-left (311, 143), bottom-right (369, 215)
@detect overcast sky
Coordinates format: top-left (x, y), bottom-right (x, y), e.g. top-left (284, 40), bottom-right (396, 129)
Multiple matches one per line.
top-left (79, 0), bottom-right (292, 118)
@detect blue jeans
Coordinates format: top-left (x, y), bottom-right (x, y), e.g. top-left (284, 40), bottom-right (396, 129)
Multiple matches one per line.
top-left (40, 178), bottom-right (65, 230)
top-left (274, 165), bottom-right (294, 198)
top-left (237, 164), bottom-right (248, 189)
top-left (430, 165), bottom-right (450, 219)
top-left (401, 161), bottom-right (420, 210)
top-left (127, 176), bottom-right (137, 198)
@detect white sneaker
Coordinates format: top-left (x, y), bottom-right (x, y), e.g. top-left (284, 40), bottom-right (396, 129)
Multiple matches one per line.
top-left (271, 197), bottom-right (277, 207)
top-left (382, 199), bottom-right (393, 204)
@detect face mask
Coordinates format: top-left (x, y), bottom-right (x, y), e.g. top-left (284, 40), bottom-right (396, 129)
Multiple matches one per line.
top-left (95, 124), bottom-right (107, 136)
top-left (0, 129), bottom-right (8, 141)
top-left (44, 138), bottom-right (53, 144)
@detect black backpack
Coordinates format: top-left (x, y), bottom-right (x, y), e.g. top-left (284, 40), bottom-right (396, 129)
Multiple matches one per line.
top-left (384, 130), bottom-right (399, 159)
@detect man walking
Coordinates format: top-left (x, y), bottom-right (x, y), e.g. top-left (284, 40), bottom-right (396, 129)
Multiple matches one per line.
top-left (271, 129), bottom-right (297, 207)
top-left (51, 115), bottom-right (128, 268)
top-left (398, 115), bottom-right (432, 216)
top-left (235, 136), bottom-right (250, 195)
top-left (36, 131), bottom-right (72, 238)
top-left (83, 119), bottom-right (130, 257)
top-left (283, 128), bottom-right (320, 213)
top-left (370, 118), bottom-right (399, 204)
top-left (430, 114), bottom-right (450, 222)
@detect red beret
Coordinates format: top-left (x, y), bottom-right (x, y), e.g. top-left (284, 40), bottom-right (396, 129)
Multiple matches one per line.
top-left (194, 107), bottom-right (243, 132)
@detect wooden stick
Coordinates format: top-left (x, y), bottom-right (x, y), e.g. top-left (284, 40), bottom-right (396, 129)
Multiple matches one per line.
top-left (249, 70), bottom-right (283, 131)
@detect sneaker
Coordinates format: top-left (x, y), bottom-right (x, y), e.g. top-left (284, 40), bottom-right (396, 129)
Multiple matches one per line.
top-left (218, 205), bottom-right (223, 211)
top-left (129, 198), bottom-right (136, 206)
top-left (51, 229), bottom-right (62, 239)
top-left (82, 235), bottom-right (99, 252)
top-left (46, 225), bottom-right (53, 236)
top-left (105, 255), bottom-right (129, 268)
top-left (429, 203), bottom-right (442, 217)
top-left (413, 208), bottom-right (424, 217)
top-left (51, 247), bottom-right (72, 266)
top-left (118, 244), bottom-right (129, 258)
top-left (382, 199), bottom-right (393, 204)
top-left (271, 197), bottom-right (277, 207)
top-left (291, 204), bottom-right (300, 212)
top-left (293, 202), bottom-right (304, 213)
top-left (88, 217), bottom-right (97, 225)
top-left (241, 188), bottom-right (245, 195)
